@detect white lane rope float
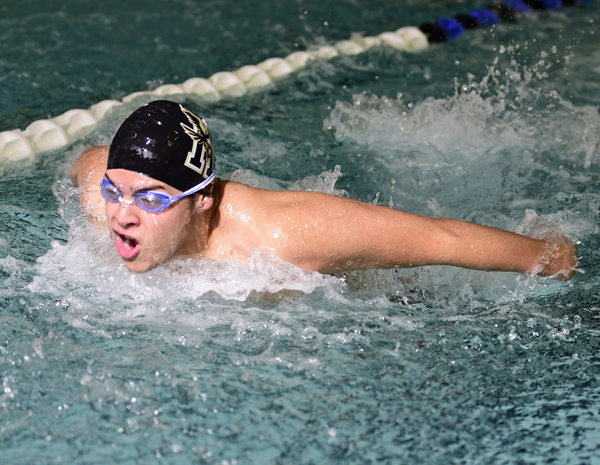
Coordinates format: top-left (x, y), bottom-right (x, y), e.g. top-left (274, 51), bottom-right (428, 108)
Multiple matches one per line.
top-left (0, 0), bottom-right (593, 162)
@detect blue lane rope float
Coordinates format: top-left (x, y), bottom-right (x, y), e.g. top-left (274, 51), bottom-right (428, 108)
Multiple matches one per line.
top-left (0, 0), bottom-right (593, 162)
top-left (420, 0), bottom-right (592, 43)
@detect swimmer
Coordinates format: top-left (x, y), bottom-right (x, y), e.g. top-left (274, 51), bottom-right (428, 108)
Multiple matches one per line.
top-left (71, 100), bottom-right (578, 279)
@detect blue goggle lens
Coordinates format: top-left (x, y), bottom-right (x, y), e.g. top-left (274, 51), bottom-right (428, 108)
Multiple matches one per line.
top-left (99, 172), bottom-right (214, 214)
top-left (100, 178), bottom-right (173, 213)
top-left (136, 192), bottom-right (171, 212)
top-left (100, 179), bottom-right (121, 201)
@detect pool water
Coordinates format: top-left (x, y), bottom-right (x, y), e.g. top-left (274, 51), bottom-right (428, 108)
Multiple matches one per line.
top-left (2, 1), bottom-right (600, 464)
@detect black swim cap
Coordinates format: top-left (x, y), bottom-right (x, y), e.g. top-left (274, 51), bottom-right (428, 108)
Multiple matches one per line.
top-left (108, 100), bottom-right (215, 192)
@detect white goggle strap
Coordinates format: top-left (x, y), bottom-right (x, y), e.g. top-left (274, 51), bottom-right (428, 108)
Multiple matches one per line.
top-left (173, 171), bottom-right (216, 200)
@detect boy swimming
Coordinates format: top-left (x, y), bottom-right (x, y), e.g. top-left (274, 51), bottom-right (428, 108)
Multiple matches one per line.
top-left (71, 100), bottom-right (578, 279)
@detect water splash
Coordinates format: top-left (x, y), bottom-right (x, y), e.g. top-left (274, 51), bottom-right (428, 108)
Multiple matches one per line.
top-left (324, 53), bottom-right (600, 169)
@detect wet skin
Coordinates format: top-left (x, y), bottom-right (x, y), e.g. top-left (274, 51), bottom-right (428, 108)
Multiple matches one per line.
top-left (103, 168), bottom-right (213, 273)
top-left (72, 146), bottom-right (578, 279)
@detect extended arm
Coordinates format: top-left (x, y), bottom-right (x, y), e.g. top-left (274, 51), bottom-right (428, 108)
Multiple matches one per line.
top-left (70, 147), bottom-right (578, 280)
top-left (380, 215), bottom-right (578, 280)
top-left (268, 193), bottom-right (578, 280)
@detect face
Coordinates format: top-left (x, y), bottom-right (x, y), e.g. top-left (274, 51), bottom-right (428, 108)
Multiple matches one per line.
top-left (103, 168), bottom-right (203, 273)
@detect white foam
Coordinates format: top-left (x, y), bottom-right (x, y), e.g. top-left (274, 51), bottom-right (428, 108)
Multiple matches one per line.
top-left (324, 63), bottom-right (600, 170)
top-left (31, 58), bottom-right (592, 336)
top-left (320, 62), bottom-right (595, 303)
top-left (33, 165), bottom-right (352, 309)
top-left (290, 165), bottom-right (347, 196)
top-left (30, 222), bottom-right (340, 304)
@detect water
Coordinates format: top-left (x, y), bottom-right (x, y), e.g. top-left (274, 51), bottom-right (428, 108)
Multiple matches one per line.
top-left (2, 1), bottom-right (600, 464)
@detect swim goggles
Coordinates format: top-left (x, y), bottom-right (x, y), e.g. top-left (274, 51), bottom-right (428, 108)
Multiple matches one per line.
top-left (100, 172), bottom-right (215, 213)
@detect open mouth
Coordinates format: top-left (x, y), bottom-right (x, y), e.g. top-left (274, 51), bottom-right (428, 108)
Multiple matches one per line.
top-left (115, 232), bottom-right (140, 260)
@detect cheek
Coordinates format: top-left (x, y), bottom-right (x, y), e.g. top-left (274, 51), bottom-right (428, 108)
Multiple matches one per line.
top-left (104, 202), bottom-right (114, 216)
top-left (145, 208), bottom-right (192, 239)
top-left (104, 203), bottom-right (123, 226)
top-left (145, 213), bottom-right (163, 232)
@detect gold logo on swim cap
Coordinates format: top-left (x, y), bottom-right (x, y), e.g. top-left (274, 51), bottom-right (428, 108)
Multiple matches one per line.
top-left (180, 105), bottom-right (213, 178)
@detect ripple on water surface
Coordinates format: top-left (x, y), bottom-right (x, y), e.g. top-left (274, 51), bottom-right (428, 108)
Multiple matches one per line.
top-left (2, 9), bottom-right (600, 462)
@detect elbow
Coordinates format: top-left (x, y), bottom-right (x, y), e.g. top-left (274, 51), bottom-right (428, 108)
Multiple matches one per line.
top-left (71, 146), bottom-right (108, 187)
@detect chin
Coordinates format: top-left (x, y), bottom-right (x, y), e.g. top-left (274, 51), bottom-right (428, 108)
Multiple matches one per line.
top-left (121, 257), bottom-right (159, 274)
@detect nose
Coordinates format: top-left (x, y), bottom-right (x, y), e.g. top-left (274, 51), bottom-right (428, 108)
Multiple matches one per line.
top-left (107, 198), bottom-right (140, 228)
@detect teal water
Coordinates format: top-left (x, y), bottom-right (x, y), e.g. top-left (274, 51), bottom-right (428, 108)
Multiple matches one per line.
top-left (2, 1), bottom-right (600, 464)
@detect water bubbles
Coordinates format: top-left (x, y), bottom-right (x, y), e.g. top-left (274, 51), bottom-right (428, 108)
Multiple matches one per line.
top-left (371, 192), bottom-right (380, 205)
top-left (290, 165), bottom-right (347, 196)
top-left (542, 314), bottom-right (581, 341)
top-left (171, 443), bottom-right (182, 453)
top-left (470, 335), bottom-right (483, 350)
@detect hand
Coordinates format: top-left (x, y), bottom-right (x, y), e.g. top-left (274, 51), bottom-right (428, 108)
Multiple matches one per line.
top-left (534, 234), bottom-right (578, 281)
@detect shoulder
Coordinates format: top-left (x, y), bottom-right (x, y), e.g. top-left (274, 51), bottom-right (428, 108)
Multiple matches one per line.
top-left (218, 180), bottom-right (279, 208)
top-left (71, 146), bottom-right (109, 227)
top-left (71, 146), bottom-right (109, 186)
top-left (218, 181), bottom-right (332, 217)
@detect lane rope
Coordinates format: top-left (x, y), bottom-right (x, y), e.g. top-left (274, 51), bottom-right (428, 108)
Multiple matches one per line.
top-left (0, 0), bottom-right (593, 162)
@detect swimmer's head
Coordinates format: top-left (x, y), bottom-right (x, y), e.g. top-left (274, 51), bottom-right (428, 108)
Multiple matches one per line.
top-left (108, 100), bottom-right (215, 193)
